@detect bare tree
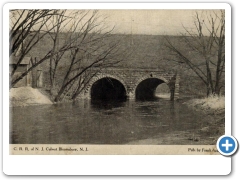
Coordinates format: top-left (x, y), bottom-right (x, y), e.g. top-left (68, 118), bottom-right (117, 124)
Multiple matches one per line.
top-left (165, 10), bottom-right (225, 96)
top-left (9, 9), bottom-right (128, 96)
top-left (40, 10), bottom-right (129, 102)
top-left (9, 9), bottom-right (66, 88)
top-left (52, 34), bottom-right (126, 102)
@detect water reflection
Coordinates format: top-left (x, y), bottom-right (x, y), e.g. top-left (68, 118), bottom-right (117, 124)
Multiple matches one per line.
top-left (10, 97), bottom-right (210, 144)
top-left (90, 99), bottom-right (127, 110)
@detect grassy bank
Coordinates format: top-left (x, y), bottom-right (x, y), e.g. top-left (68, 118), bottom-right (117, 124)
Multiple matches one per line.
top-left (183, 95), bottom-right (225, 144)
top-left (184, 95), bottom-right (225, 114)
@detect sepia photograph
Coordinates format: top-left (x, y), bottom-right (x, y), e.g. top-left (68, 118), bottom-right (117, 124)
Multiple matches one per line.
top-left (9, 7), bottom-right (225, 154)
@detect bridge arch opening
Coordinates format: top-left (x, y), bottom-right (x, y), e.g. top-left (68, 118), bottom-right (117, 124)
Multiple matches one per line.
top-left (135, 78), bottom-right (170, 100)
top-left (90, 77), bottom-right (127, 100)
top-left (155, 83), bottom-right (171, 99)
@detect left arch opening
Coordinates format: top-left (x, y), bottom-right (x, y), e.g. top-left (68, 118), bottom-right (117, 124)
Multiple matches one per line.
top-left (135, 78), bottom-right (167, 100)
top-left (91, 77), bottom-right (127, 100)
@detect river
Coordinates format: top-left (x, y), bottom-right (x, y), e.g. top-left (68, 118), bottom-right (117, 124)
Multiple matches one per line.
top-left (10, 97), bottom-right (218, 145)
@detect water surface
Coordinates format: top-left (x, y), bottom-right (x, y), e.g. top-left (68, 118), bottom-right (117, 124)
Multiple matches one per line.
top-left (10, 98), bottom-right (214, 144)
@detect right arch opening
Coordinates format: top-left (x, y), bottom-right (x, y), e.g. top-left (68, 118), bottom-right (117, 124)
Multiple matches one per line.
top-left (135, 78), bottom-right (169, 100)
top-left (155, 83), bottom-right (171, 99)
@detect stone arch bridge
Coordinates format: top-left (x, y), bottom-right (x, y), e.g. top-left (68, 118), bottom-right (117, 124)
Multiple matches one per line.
top-left (81, 68), bottom-right (180, 100)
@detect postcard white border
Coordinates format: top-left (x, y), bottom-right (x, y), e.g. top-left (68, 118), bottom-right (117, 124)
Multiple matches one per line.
top-left (3, 2), bottom-right (231, 175)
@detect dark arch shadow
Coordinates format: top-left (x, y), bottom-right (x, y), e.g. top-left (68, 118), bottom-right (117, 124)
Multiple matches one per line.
top-left (135, 78), bottom-right (167, 101)
top-left (91, 77), bottom-right (127, 101)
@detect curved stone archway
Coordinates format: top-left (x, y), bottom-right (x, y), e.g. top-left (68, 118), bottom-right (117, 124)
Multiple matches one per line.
top-left (131, 75), bottom-right (170, 100)
top-left (79, 68), bottom-right (179, 100)
top-left (84, 73), bottom-right (128, 99)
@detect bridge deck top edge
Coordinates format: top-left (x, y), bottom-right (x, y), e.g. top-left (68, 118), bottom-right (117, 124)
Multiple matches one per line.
top-left (88, 67), bottom-right (177, 73)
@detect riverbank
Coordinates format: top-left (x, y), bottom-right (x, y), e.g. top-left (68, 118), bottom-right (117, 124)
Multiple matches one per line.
top-left (10, 87), bottom-right (53, 107)
top-left (127, 96), bottom-right (225, 145)
top-left (184, 96), bottom-right (225, 144)
top-left (183, 95), bottom-right (225, 114)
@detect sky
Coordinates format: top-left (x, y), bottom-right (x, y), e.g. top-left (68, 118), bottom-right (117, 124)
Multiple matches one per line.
top-left (95, 10), bottom-right (221, 35)
top-left (9, 9), bottom-right (222, 36)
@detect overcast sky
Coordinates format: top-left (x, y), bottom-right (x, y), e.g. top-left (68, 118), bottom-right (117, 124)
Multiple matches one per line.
top-left (9, 9), bottom-right (222, 36)
top-left (96, 10), bottom-right (221, 35)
